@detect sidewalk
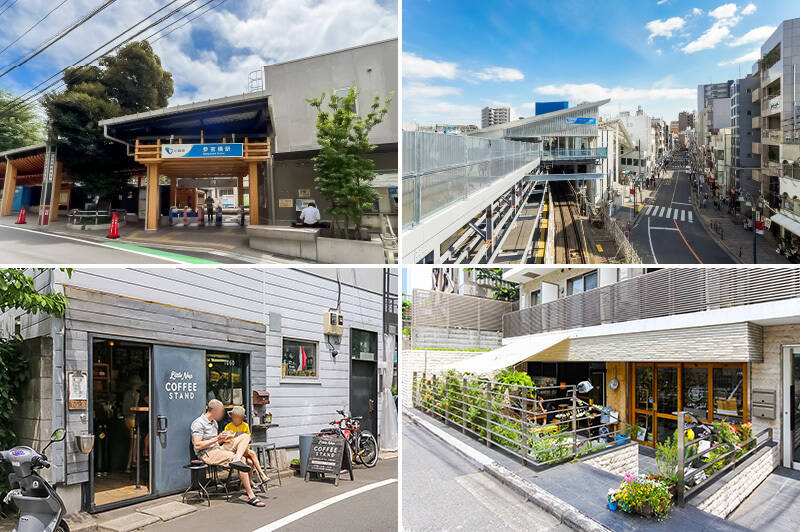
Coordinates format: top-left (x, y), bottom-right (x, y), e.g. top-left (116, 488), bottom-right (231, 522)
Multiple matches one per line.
top-left (689, 186), bottom-right (790, 265)
top-left (0, 215), bottom-right (306, 264)
top-left (611, 174), bottom-right (667, 233)
top-left (406, 409), bottom-right (748, 532)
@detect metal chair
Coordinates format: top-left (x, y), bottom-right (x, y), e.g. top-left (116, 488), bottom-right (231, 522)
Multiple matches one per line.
top-left (251, 428), bottom-right (282, 489)
top-left (186, 440), bottom-right (236, 501)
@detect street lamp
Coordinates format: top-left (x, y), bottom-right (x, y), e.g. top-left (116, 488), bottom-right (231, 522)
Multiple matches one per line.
top-left (741, 193), bottom-right (763, 264)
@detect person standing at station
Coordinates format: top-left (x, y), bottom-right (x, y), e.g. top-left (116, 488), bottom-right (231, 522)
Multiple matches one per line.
top-left (205, 195), bottom-right (215, 223)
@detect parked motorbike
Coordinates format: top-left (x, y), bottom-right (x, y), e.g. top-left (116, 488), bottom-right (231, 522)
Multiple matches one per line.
top-left (0, 428), bottom-right (68, 532)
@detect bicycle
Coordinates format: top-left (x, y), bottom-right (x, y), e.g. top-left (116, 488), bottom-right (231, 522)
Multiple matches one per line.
top-left (319, 409), bottom-right (379, 468)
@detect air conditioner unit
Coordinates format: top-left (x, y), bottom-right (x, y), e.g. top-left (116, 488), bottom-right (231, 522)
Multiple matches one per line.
top-left (323, 310), bottom-right (344, 336)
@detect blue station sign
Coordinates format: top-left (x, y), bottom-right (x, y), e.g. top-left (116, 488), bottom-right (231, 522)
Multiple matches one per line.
top-left (565, 117), bottom-right (597, 125)
top-left (161, 143), bottom-right (244, 158)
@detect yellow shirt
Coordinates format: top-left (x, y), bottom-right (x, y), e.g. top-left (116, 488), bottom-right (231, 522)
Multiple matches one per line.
top-left (224, 421), bottom-right (250, 436)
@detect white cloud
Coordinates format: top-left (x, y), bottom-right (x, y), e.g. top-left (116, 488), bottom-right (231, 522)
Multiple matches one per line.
top-left (718, 46), bottom-right (760, 66)
top-left (403, 83), bottom-right (460, 99)
top-left (473, 66), bottom-right (524, 82)
top-left (646, 17), bottom-right (686, 41)
top-left (709, 3), bottom-right (738, 19)
top-left (657, 0), bottom-right (668, 5)
top-left (402, 52), bottom-right (458, 80)
top-left (741, 3), bottom-right (757, 15)
top-left (535, 83), bottom-right (695, 103)
top-left (692, 8), bottom-right (703, 15)
top-left (729, 25), bottom-right (776, 46)
top-left (682, 12), bottom-right (741, 54)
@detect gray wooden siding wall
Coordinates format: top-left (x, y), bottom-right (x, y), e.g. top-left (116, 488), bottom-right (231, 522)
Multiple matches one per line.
top-left (61, 284), bottom-right (267, 486)
top-left (263, 269), bottom-right (385, 448)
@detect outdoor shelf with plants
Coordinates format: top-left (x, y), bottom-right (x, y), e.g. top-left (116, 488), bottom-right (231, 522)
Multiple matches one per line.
top-left (411, 370), bottom-right (637, 467)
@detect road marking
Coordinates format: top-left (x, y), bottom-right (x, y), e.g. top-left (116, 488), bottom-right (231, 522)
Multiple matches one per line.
top-left (647, 215), bottom-right (658, 264)
top-left (688, 211), bottom-right (693, 223)
top-left (251, 478), bottom-right (398, 532)
top-left (666, 208), bottom-right (672, 218)
top-left (681, 210), bottom-right (686, 222)
top-left (673, 209), bottom-right (679, 219)
top-left (103, 243), bottom-right (220, 264)
top-left (645, 205), bottom-right (654, 216)
top-left (672, 201), bottom-right (692, 206)
top-left (650, 226), bottom-right (679, 231)
top-left (0, 224), bottom-right (188, 263)
top-left (673, 219), bottom-right (703, 264)
top-left (657, 206), bottom-right (665, 217)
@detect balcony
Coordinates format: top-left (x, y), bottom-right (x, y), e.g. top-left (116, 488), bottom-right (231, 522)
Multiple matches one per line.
top-left (753, 142), bottom-right (761, 155)
top-left (502, 268), bottom-right (800, 338)
top-left (762, 129), bottom-right (783, 145)
top-left (783, 163), bottom-right (800, 181)
top-left (763, 95), bottom-right (782, 116)
top-left (752, 87), bottom-right (761, 102)
top-left (763, 161), bottom-right (781, 177)
top-left (541, 147), bottom-right (608, 160)
top-left (752, 116), bottom-right (761, 129)
top-left (762, 62), bottom-right (783, 86)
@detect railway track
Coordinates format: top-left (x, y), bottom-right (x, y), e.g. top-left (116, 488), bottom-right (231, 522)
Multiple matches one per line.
top-left (551, 181), bottom-right (588, 264)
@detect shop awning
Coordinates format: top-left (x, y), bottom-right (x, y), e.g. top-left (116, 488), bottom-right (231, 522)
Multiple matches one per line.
top-left (771, 213), bottom-right (800, 237)
top-left (445, 331), bottom-right (571, 374)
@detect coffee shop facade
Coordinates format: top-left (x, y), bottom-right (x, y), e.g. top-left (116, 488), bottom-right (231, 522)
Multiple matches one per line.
top-left (446, 267), bottom-right (800, 472)
top-left (0, 267), bottom-right (398, 514)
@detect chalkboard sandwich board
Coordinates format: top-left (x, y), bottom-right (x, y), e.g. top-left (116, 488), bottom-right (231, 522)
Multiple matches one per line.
top-left (305, 435), bottom-right (353, 486)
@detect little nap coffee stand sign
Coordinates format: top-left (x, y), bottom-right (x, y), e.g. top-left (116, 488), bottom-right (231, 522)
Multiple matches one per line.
top-left (305, 436), bottom-right (353, 486)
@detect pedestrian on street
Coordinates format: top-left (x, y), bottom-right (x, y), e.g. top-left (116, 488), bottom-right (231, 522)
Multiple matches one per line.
top-left (205, 196), bottom-right (214, 223)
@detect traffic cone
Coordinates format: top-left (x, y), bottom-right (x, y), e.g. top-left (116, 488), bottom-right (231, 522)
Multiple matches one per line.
top-left (197, 206), bottom-right (204, 227)
top-left (15, 206), bottom-right (26, 224)
top-left (107, 213), bottom-right (120, 239)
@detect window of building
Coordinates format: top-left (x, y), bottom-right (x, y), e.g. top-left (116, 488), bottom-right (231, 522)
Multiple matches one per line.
top-left (567, 271), bottom-right (598, 295)
top-left (530, 290), bottom-right (541, 306)
top-left (334, 87), bottom-right (358, 113)
top-left (282, 338), bottom-right (318, 377)
top-left (351, 329), bottom-right (378, 361)
top-left (713, 366), bottom-right (745, 423)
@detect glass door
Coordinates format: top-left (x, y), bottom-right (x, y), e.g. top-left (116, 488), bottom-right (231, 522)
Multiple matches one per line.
top-left (633, 364), bottom-right (654, 445)
top-left (632, 363), bottom-right (681, 445)
top-left (654, 364), bottom-right (680, 444)
top-left (783, 346), bottom-right (800, 470)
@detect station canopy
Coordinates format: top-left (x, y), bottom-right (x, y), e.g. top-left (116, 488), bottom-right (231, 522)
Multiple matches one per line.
top-left (0, 144), bottom-right (47, 186)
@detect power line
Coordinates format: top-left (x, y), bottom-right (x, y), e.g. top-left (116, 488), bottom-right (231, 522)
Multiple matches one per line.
top-left (0, 0), bottom-right (118, 80)
top-left (0, 0), bottom-right (218, 117)
top-left (0, 0), bottom-right (17, 17)
top-left (149, 0), bottom-right (229, 44)
top-left (0, 0), bottom-right (70, 58)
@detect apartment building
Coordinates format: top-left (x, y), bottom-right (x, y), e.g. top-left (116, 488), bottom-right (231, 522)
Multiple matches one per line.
top-left (698, 81), bottom-right (733, 119)
top-left (438, 267), bottom-right (800, 474)
top-left (731, 75), bottom-right (761, 191)
top-left (481, 106), bottom-right (511, 129)
top-left (678, 111), bottom-right (694, 132)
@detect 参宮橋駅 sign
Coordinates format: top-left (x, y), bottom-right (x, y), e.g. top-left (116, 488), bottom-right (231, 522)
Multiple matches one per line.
top-left (161, 143), bottom-right (244, 158)
top-left (565, 117), bottom-right (596, 125)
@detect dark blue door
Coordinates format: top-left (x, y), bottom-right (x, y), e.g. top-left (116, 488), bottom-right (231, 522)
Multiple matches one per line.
top-left (152, 345), bottom-right (206, 494)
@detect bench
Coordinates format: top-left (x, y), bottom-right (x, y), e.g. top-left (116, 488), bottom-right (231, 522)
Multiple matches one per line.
top-left (247, 225), bottom-right (320, 261)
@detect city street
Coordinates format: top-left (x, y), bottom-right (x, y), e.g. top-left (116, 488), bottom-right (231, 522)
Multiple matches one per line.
top-left (402, 420), bottom-right (568, 531)
top-left (630, 169), bottom-right (733, 264)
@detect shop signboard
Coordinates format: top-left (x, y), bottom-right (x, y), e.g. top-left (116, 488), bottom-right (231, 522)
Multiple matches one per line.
top-left (161, 143), bottom-right (243, 158)
top-left (565, 117), bottom-right (596, 125)
top-left (305, 435), bottom-right (353, 486)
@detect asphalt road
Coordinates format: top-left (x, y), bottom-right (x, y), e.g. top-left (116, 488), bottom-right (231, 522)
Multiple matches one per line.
top-left (629, 168), bottom-right (733, 264)
top-left (144, 456), bottom-right (397, 532)
top-left (402, 420), bottom-right (568, 532)
top-left (0, 225), bottom-right (239, 264)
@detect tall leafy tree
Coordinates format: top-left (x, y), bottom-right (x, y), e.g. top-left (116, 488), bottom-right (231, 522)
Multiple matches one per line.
top-left (308, 87), bottom-right (392, 238)
top-left (43, 41), bottom-right (173, 199)
top-left (0, 89), bottom-right (45, 152)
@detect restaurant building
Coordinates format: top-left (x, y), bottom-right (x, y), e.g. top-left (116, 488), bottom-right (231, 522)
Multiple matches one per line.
top-left (0, 267), bottom-right (398, 514)
top-left (438, 267), bottom-right (799, 471)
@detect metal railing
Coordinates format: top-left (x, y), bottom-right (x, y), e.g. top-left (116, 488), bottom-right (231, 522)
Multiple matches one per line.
top-left (602, 210), bottom-right (642, 264)
top-left (67, 209), bottom-right (127, 226)
top-left (411, 289), bottom-right (514, 349)
top-left (402, 131), bottom-right (541, 227)
top-left (783, 163), bottom-right (800, 181)
top-left (503, 268), bottom-right (800, 338)
top-left (674, 411), bottom-right (773, 506)
top-left (412, 372), bottom-right (635, 467)
top-left (541, 147), bottom-right (608, 159)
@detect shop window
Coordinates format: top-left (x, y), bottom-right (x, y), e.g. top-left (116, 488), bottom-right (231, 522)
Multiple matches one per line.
top-left (682, 366), bottom-right (709, 421)
top-left (713, 366), bottom-right (744, 422)
top-left (656, 366), bottom-right (678, 414)
top-left (206, 352), bottom-right (247, 406)
top-left (635, 366), bottom-right (653, 411)
top-left (282, 338), bottom-right (318, 378)
top-left (351, 329), bottom-right (378, 361)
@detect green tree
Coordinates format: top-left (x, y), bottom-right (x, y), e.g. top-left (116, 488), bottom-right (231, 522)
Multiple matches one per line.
top-left (308, 87), bottom-right (392, 238)
top-left (465, 268), bottom-right (519, 301)
top-left (0, 89), bottom-right (45, 152)
top-left (0, 268), bottom-right (71, 499)
top-left (43, 41), bottom-right (173, 200)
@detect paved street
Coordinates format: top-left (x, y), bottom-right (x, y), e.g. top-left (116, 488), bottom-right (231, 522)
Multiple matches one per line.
top-left (728, 466), bottom-right (800, 532)
top-left (142, 457), bottom-right (397, 532)
top-left (630, 169), bottom-right (733, 264)
top-left (402, 419), bottom-right (568, 532)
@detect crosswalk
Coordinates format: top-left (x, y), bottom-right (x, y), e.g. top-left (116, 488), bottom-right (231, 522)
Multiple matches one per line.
top-left (644, 204), bottom-right (694, 223)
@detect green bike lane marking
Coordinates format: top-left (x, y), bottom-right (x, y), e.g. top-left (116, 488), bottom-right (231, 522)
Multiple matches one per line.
top-left (103, 242), bottom-right (220, 264)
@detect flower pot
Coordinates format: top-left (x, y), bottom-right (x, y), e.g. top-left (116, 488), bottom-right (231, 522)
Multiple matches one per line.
top-left (608, 500), bottom-right (618, 511)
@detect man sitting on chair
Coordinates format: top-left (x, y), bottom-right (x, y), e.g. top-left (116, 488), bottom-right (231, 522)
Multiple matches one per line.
top-left (190, 399), bottom-right (265, 507)
top-left (292, 202), bottom-right (321, 228)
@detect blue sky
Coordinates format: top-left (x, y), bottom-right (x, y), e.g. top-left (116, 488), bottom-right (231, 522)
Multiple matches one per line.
top-left (0, 0), bottom-right (396, 108)
top-left (402, 0), bottom-right (797, 126)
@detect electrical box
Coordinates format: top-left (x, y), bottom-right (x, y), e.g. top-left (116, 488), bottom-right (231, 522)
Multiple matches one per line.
top-left (752, 389), bottom-right (776, 420)
top-left (323, 310), bottom-right (344, 336)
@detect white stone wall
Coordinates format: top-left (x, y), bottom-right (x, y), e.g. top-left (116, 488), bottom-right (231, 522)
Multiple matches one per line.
top-left (412, 326), bottom-right (502, 350)
top-left (581, 442), bottom-right (639, 478)
top-left (695, 445), bottom-right (780, 518)
top-left (401, 349), bottom-right (482, 409)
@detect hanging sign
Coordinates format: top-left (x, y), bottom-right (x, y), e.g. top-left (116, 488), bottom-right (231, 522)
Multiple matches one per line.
top-left (162, 143), bottom-right (243, 158)
top-left (68, 371), bottom-right (88, 410)
top-left (565, 117), bottom-right (597, 125)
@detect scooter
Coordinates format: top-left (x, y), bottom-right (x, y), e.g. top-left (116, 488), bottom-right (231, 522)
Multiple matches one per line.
top-left (0, 428), bottom-right (68, 532)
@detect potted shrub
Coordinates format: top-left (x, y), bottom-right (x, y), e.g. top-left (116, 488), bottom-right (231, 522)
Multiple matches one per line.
top-left (613, 474), bottom-right (673, 518)
top-left (607, 488), bottom-right (620, 511)
top-left (289, 458), bottom-right (301, 471)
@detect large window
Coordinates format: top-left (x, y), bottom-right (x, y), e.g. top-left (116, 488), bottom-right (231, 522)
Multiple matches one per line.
top-left (567, 271), bottom-right (598, 296)
top-left (351, 329), bottom-right (378, 361)
top-left (282, 338), bottom-right (318, 378)
top-left (529, 290), bottom-right (541, 306)
top-left (206, 352), bottom-right (247, 406)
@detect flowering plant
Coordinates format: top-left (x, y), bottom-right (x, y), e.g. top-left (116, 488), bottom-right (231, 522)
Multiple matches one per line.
top-left (607, 487), bottom-right (620, 503)
top-left (611, 474), bottom-right (673, 518)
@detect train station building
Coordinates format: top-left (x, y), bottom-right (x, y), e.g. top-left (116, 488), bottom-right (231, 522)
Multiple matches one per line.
top-left (1, 39), bottom-right (398, 238)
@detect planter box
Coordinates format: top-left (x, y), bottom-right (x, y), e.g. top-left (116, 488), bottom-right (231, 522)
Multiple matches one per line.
top-left (316, 235), bottom-right (385, 264)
